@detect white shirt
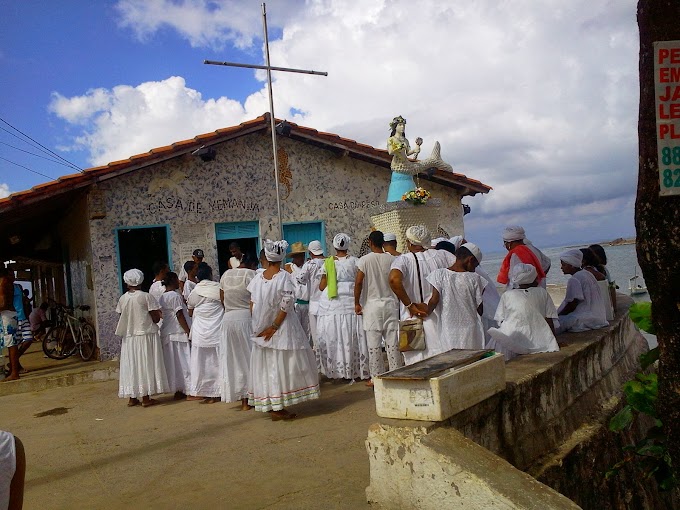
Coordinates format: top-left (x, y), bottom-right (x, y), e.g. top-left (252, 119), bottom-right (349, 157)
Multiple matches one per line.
top-left (390, 250), bottom-right (442, 317)
top-left (219, 268), bottom-right (255, 312)
top-left (182, 279), bottom-right (196, 302)
top-left (285, 262), bottom-right (308, 301)
top-left (0, 431), bottom-right (15, 510)
top-left (432, 248), bottom-right (456, 268)
top-left (296, 258), bottom-right (325, 314)
top-left (357, 252), bottom-right (398, 330)
top-left (489, 287), bottom-right (559, 358)
top-left (115, 291), bottom-right (160, 337)
top-left (427, 269), bottom-right (487, 350)
top-left (159, 290), bottom-right (190, 340)
top-left (149, 280), bottom-right (166, 301)
top-left (187, 288), bottom-right (224, 347)
top-left (557, 270), bottom-right (609, 331)
top-left (29, 307), bottom-right (47, 331)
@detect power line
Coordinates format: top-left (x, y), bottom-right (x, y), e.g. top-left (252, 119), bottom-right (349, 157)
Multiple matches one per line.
top-left (0, 156), bottom-right (55, 180)
top-left (0, 116), bottom-right (83, 172)
top-left (0, 141), bottom-right (79, 169)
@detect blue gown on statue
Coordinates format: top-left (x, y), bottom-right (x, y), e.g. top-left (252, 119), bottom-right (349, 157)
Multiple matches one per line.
top-left (386, 172), bottom-right (416, 203)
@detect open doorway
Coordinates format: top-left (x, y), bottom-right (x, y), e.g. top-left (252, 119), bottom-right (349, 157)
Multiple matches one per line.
top-left (215, 221), bottom-right (260, 276)
top-left (116, 226), bottom-right (170, 293)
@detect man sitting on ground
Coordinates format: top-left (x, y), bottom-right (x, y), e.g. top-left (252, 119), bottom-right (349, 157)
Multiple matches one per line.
top-left (556, 249), bottom-right (609, 334)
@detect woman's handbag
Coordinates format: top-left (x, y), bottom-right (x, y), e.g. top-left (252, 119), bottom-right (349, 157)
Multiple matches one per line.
top-left (399, 252), bottom-right (427, 352)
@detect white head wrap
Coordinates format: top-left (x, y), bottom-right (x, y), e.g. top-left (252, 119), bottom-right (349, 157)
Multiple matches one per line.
top-left (123, 269), bottom-right (145, 287)
top-left (461, 242), bottom-right (482, 263)
top-left (560, 249), bottom-right (583, 269)
top-left (264, 239), bottom-right (289, 262)
top-left (448, 236), bottom-right (464, 250)
top-left (509, 263), bottom-right (538, 288)
top-left (333, 233), bottom-right (351, 250)
top-left (502, 226), bottom-right (526, 242)
top-left (431, 237), bottom-right (447, 248)
top-left (383, 233), bottom-right (397, 242)
top-left (405, 225), bottom-right (431, 247)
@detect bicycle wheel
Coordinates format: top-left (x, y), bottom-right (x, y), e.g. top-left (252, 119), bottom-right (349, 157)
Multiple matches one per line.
top-left (42, 326), bottom-right (74, 360)
top-left (79, 323), bottom-right (97, 361)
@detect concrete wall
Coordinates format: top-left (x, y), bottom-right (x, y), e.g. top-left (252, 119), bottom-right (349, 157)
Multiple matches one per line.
top-left (89, 133), bottom-right (464, 358)
top-left (365, 297), bottom-right (677, 509)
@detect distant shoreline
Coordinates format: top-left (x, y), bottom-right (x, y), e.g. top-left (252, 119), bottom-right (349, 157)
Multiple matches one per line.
top-left (607, 237), bottom-right (636, 246)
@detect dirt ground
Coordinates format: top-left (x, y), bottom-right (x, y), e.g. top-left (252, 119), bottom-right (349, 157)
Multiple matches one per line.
top-left (1, 378), bottom-right (378, 509)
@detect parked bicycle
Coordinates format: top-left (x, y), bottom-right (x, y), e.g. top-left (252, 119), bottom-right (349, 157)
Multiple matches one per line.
top-left (42, 304), bottom-right (97, 361)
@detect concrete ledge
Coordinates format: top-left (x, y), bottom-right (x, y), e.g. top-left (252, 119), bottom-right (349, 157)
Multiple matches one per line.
top-left (0, 361), bottom-right (119, 396)
top-left (366, 423), bottom-right (580, 509)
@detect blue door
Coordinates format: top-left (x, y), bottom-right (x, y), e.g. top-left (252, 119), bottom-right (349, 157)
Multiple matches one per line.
top-left (283, 221), bottom-right (325, 255)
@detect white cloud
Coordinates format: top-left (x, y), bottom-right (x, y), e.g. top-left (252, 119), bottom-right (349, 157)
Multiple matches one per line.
top-left (0, 183), bottom-right (10, 198)
top-left (52, 0), bottom-right (640, 249)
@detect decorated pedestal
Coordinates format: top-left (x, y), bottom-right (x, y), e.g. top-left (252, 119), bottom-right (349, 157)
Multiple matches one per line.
top-left (371, 199), bottom-right (443, 253)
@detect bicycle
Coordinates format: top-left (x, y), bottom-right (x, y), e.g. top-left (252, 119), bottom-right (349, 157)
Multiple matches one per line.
top-left (42, 304), bottom-right (97, 361)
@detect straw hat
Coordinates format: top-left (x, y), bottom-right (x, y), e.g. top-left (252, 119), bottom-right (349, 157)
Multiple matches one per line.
top-left (287, 241), bottom-right (307, 257)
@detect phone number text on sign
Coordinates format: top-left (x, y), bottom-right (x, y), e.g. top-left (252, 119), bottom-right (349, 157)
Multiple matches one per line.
top-left (654, 41), bottom-right (680, 196)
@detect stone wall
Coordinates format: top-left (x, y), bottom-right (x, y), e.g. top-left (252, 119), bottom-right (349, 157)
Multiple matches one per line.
top-left (366, 296), bottom-right (678, 508)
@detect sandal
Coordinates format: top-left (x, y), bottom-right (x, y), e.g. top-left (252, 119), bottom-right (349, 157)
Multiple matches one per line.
top-left (142, 399), bottom-right (159, 408)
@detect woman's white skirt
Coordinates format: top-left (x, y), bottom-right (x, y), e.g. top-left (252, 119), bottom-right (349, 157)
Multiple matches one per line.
top-left (188, 345), bottom-right (221, 398)
top-left (162, 337), bottom-right (191, 393)
top-left (220, 309), bottom-right (252, 403)
top-left (316, 313), bottom-right (370, 380)
top-left (119, 333), bottom-right (169, 398)
top-left (248, 345), bottom-right (320, 412)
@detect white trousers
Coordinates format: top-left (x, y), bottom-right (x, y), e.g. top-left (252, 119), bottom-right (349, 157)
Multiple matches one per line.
top-left (365, 329), bottom-right (403, 377)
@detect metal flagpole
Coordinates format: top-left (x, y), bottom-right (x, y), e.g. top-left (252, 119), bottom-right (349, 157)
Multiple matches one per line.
top-left (262, 3), bottom-right (284, 240)
top-left (204, 2), bottom-right (327, 240)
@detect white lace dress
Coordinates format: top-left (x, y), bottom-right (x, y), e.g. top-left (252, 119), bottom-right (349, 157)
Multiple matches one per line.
top-left (316, 256), bottom-right (370, 380)
top-left (247, 271), bottom-right (320, 412)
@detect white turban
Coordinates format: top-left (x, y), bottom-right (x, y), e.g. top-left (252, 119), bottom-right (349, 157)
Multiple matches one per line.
top-left (123, 269), bottom-right (144, 287)
top-left (431, 237), bottom-right (447, 248)
top-left (383, 233), bottom-right (397, 242)
top-left (509, 263), bottom-right (538, 288)
top-left (264, 239), bottom-right (289, 262)
top-left (560, 249), bottom-right (583, 269)
top-left (448, 236), bottom-right (464, 250)
top-left (461, 242), bottom-right (482, 263)
top-left (405, 225), bottom-right (431, 247)
top-left (333, 233), bottom-right (351, 250)
top-left (502, 226), bottom-right (526, 242)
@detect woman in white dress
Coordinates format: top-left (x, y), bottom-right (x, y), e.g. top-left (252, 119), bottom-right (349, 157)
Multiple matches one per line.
top-left (115, 269), bottom-right (169, 407)
top-left (219, 253), bottom-right (257, 409)
top-left (316, 233), bottom-right (369, 381)
top-left (488, 263), bottom-right (559, 360)
top-left (187, 263), bottom-right (224, 403)
top-left (159, 272), bottom-right (192, 399)
top-left (247, 240), bottom-right (320, 421)
top-left (425, 244), bottom-right (487, 351)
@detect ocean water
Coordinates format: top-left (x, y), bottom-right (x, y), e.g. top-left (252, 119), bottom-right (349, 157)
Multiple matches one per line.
top-left (480, 242), bottom-right (647, 298)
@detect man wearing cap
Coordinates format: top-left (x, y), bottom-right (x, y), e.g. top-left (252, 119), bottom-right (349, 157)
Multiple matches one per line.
top-left (388, 225), bottom-right (445, 365)
top-left (285, 242), bottom-right (310, 342)
top-left (425, 243), bottom-right (488, 350)
top-left (295, 240), bottom-right (326, 359)
top-left (555, 249), bottom-right (608, 334)
top-left (497, 226), bottom-right (545, 288)
top-left (178, 249), bottom-right (204, 293)
top-left (355, 231), bottom-right (402, 381)
top-left (382, 233), bottom-right (401, 256)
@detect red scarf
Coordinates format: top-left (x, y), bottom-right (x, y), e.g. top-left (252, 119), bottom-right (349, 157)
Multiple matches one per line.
top-left (497, 245), bottom-right (546, 284)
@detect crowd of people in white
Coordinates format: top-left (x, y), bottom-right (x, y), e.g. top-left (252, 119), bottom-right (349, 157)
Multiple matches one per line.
top-left (114, 225), bottom-right (613, 420)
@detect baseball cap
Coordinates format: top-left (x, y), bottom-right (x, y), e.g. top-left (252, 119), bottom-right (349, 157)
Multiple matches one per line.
top-left (193, 249), bottom-right (204, 258)
top-left (308, 240), bottom-right (324, 256)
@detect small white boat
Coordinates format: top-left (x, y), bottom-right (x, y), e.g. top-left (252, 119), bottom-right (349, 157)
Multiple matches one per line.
top-left (629, 268), bottom-right (648, 296)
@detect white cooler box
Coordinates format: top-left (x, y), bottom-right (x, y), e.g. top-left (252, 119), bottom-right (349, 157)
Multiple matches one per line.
top-left (373, 349), bottom-right (506, 422)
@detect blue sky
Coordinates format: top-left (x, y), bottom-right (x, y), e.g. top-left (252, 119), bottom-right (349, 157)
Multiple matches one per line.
top-left (0, 0), bottom-right (640, 253)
